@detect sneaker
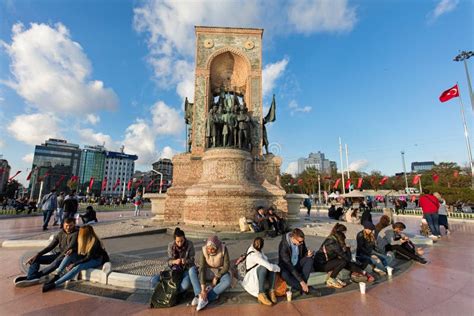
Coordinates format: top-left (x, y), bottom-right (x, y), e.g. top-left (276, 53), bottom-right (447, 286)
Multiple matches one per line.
top-left (196, 297), bottom-right (208, 311)
top-left (15, 278), bottom-right (41, 288)
top-left (446, 230), bottom-right (451, 235)
top-left (437, 235), bottom-right (442, 239)
top-left (428, 235), bottom-right (438, 240)
top-left (373, 268), bottom-right (387, 276)
top-left (13, 276), bottom-right (27, 284)
top-left (42, 227), bottom-right (48, 231)
top-left (335, 278), bottom-right (347, 287)
top-left (42, 282), bottom-right (56, 293)
top-left (417, 258), bottom-right (428, 264)
top-left (326, 277), bottom-right (343, 289)
top-left (191, 296), bottom-right (199, 306)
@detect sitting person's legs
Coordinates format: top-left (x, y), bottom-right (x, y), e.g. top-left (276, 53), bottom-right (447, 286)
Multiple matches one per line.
top-left (314, 258), bottom-right (346, 278)
top-left (180, 266), bottom-right (201, 297)
top-left (54, 258), bottom-right (102, 286)
top-left (297, 256), bottom-right (314, 281)
top-left (27, 254), bottom-right (60, 280)
top-left (280, 267), bottom-right (301, 291)
top-left (207, 273), bottom-right (231, 301)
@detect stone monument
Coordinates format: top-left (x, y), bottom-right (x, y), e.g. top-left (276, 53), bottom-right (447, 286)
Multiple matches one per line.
top-left (163, 26), bottom-right (287, 231)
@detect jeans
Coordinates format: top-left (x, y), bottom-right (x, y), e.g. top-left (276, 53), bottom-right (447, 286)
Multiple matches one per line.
top-left (54, 257), bottom-right (102, 286)
top-left (134, 205), bottom-right (140, 216)
top-left (43, 209), bottom-right (54, 228)
top-left (280, 256), bottom-right (314, 291)
top-left (424, 213), bottom-right (440, 236)
top-left (357, 252), bottom-right (392, 271)
top-left (27, 253), bottom-right (63, 280)
top-left (54, 253), bottom-right (79, 275)
top-left (207, 273), bottom-right (231, 301)
top-left (256, 266), bottom-right (276, 293)
top-left (180, 266), bottom-right (201, 296)
top-left (55, 207), bottom-right (64, 224)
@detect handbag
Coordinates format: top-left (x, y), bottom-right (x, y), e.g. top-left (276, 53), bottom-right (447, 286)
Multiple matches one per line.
top-left (149, 269), bottom-right (184, 308)
top-left (274, 273), bottom-right (288, 297)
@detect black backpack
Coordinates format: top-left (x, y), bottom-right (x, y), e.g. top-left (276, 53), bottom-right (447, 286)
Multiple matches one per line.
top-left (149, 269), bottom-right (184, 308)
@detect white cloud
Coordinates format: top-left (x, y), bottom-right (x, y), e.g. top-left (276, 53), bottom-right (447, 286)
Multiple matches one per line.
top-left (78, 128), bottom-right (115, 149)
top-left (85, 114), bottom-right (100, 125)
top-left (287, 0), bottom-right (357, 33)
top-left (151, 101), bottom-right (184, 135)
top-left (430, 0), bottom-right (459, 20)
top-left (123, 119), bottom-right (158, 165)
top-left (1, 22), bottom-right (118, 113)
top-left (285, 161), bottom-right (299, 176)
top-left (7, 113), bottom-right (61, 145)
top-left (160, 146), bottom-right (175, 159)
top-left (349, 159), bottom-right (369, 171)
top-left (22, 153), bottom-right (33, 164)
top-left (262, 58), bottom-right (289, 99)
top-left (288, 99), bottom-right (312, 115)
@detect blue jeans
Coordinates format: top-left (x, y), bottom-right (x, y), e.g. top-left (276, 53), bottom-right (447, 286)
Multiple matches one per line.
top-left (358, 252), bottom-right (392, 271)
top-left (27, 253), bottom-right (63, 279)
top-left (179, 266), bottom-right (201, 296)
top-left (424, 213), bottom-right (440, 236)
top-left (256, 266), bottom-right (276, 293)
top-left (54, 257), bottom-right (102, 286)
top-left (55, 207), bottom-right (64, 224)
top-left (207, 273), bottom-right (231, 301)
top-left (43, 209), bottom-right (54, 228)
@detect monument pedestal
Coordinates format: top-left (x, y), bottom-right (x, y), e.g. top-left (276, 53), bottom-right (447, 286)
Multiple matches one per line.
top-left (143, 193), bottom-right (166, 222)
top-left (285, 194), bottom-right (308, 222)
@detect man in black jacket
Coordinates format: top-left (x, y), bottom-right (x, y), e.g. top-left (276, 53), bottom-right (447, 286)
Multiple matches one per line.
top-left (14, 218), bottom-right (78, 287)
top-left (278, 228), bottom-right (314, 293)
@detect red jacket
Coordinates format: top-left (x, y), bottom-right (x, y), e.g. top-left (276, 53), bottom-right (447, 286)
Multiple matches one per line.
top-left (419, 194), bottom-right (440, 214)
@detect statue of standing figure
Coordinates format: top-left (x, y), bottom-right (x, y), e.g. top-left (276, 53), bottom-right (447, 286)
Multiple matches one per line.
top-left (262, 94), bottom-right (276, 154)
top-left (184, 97), bottom-right (194, 152)
top-left (206, 105), bottom-right (219, 148)
top-left (237, 103), bottom-right (253, 150)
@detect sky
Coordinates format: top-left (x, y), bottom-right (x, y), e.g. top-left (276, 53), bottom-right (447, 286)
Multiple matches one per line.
top-left (0, 0), bottom-right (473, 186)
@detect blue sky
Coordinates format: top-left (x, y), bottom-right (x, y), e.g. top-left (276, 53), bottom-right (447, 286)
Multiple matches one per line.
top-left (0, 0), bottom-right (473, 185)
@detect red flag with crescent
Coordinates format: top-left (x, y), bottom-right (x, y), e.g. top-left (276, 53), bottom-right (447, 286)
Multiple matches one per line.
top-left (432, 174), bottom-right (439, 183)
top-left (26, 169), bottom-right (33, 180)
top-left (134, 178), bottom-right (143, 188)
top-left (357, 178), bottom-right (363, 189)
top-left (55, 175), bottom-right (66, 187)
top-left (127, 179), bottom-right (133, 190)
top-left (8, 170), bottom-right (21, 181)
top-left (297, 179), bottom-right (303, 186)
top-left (112, 178), bottom-right (121, 190)
top-left (453, 170), bottom-right (459, 178)
top-left (146, 179), bottom-right (155, 191)
top-left (333, 178), bottom-right (341, 189)
top-left (345, 179), bottom-right (351, 190)
top-left (413, 174), bottom-right (421, 185)
top-left (379, 176), bottom-right (388, 185)
top-left (88, 177), bottom-right (95, 191)
top-left (290, 178), bottom-right (295, 185)
top-left (439, 84), bottom-right (459, 103)
top-left (101, 177), bottom-right (108, 190)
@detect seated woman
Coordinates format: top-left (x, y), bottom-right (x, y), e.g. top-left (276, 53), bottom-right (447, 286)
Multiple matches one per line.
top-left (375, 215), bottom-right (391, 238)
top-left (196, 236), bottom-right (231, 311)
top-left (328, 205), bottom-right (344, 220)
top-left (80, 206), bottom-right (98, 224)
top-left (42, 225), bottom-right (109, 292)
top-left (252, 206), bottom-right (270, 232)
top-left (360, 207), bottom-right (373, 225)
top-left (314, 223), bottom-right (374, 289)
top-left (167, 227), bottom-right (201, 306)
top-left (241, 237), bottom-right (281, 306)
top-left (377, 222), bottom-right (427, 264)
top-left (356, 222), bottom-right (392, 276)
top-left (267, 206), bottom-right (286, 235)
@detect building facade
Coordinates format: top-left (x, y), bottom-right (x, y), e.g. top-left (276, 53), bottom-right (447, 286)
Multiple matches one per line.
top-left (102, 150), bottom-right (138, 197)
top-left (297, 151), bottom-right (336, 175)
top-left (29, 139), bottom-right (82, 199)
top-left (151, 158), bottom-right (173, 192)
top-left (411, 161), bottom-right (435, 172)
top-left (0, 158), bottom-right (11, 196)
top-left (78, 145), bottom-right (106, 196)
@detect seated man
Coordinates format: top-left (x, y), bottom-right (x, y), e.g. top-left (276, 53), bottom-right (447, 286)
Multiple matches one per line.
top-left (14, 218), bottom-right (78, 287)
top-left (278, 228), bottom-right (314, 294)
top-left (377, 222), bottom-right (427, 264)
top-left (253, 206), bottom-right (270, 232)
top-left (267, 206), bottom-right (287, 235)
top-left (80, 206), bottom-right (98, 224)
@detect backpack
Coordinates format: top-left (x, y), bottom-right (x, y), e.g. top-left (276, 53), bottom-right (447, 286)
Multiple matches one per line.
top-left (234, 251), bottom-right (257, 281)
top-left (149, 269), bottom-right (184, 308)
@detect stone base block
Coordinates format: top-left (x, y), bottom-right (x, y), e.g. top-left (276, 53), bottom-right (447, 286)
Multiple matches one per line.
top-left (79, 269), bottom-right (108, 284)
top-left (107, 272), bottom-right (153, 290)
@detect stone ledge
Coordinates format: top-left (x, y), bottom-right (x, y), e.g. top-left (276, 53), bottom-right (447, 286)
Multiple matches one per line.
top-left (2, 235), bottom-right (54, 248)
top-left (107, 272), bottom-right (154, 290)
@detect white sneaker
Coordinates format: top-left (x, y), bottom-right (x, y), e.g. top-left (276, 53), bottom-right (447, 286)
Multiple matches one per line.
top-left (373, 268), bottom-right (387, 276)
top-left (196, 297), bottom-right (208, 311)
top-left (446, 230), bottom-right (451, 235)
top-left (191, 296), bottom-right (199, 306)
top-left (428, 235), bottom-right (438, 240)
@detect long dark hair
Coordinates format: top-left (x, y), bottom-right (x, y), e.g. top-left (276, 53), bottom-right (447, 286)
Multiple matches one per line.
top-left (375, 215), bottom-right (391, 233)
top-left (330, 223), bottom-right (347, 247)
top-left (173, 227), bottom-right (185, 239)
top-left (253, 237), bottom-right (264, 252)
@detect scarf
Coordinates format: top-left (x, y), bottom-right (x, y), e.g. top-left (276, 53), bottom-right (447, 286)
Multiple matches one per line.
top-left (206, 235), bottom-right (222, 252)
top-left (171, 238), bottom-right (188, 259)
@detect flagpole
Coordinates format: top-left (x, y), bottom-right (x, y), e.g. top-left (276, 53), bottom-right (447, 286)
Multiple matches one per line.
top-left (345, 144), bottom-right (350, 180)
top-left (457, 90), bottom-right (474, 189)
top-left (418, 176), bottom-right (423, 194)
top-left (339, 137), bottom-right (346, 194)
top-left (122, 180), bottom-right (126, 200)
top-left (401, 151), bottom-right (409, 193)
top-left (38, 181), bottom-right (44, 204)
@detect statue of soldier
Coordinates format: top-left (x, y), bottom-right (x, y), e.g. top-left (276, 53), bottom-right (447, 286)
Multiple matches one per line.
top-left (184, 97), bottom-right (194, 152)
top-left (206, 105), bottom-right (219, 148)
top-left (237, 104), bottom-right (252, 150)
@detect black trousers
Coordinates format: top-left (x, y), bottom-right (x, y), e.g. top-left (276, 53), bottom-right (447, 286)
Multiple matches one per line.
top-left (387, 243), bottom-right (421, 261)
top-left (280, 257), bottom-right (314, 291)
top-left (314, 258), bottom-right (365, 278)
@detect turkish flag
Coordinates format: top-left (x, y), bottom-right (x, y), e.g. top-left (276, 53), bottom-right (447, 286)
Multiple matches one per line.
top-left (297, 179), bottom-right (303, 186)
top-left (8, 170), bottom-right (21, 181)
top-left (70, 175), bottom-right (79, 183)
top-left (26, 169), bottom-right (33, 180)
top-left (134, 178), bottom-right (143, 188)
top-left (357, 178), bottom-right (363, 189)
top-left (410, 195), bottom-right (417, 202)
top-left (88, 177), bottom-right (95, 191)
top-left (127, 179), bottom-right (133, 190)
top-left (453, 170), bottom-right (459, 178)
top-left (112, 178), bottom-right (121, 190)
top-left (345, 179), bottom-right (351, 190)
top-left (439, 84), bottom-right (459, 102)
top-left (432, 174), bottom-right (439, 183)
top-left (413, 174), bottom-right (421, 185)
top-left (333, 178), bottom-right (341, 189)
top-left (146, 179), bottom-right (155, 191)
top-left (379, 176), bottom-right (388, 185)
top-left (101, 177), bottom-right (108, 190)
top-left (55, 175), bottom-right (66, 187)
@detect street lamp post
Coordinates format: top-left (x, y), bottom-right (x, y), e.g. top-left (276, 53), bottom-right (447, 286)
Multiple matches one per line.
top-left (401, 151), bottom-right (409, 193)
top-left (454, 51), bottom-right (474, 111)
